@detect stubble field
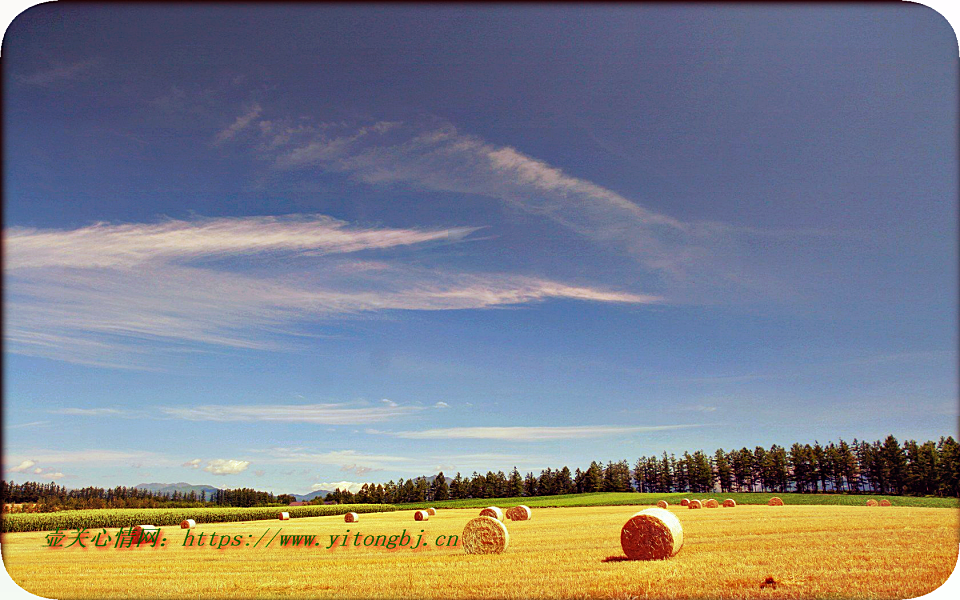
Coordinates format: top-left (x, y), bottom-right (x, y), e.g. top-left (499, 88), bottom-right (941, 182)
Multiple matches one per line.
top-left (2, 504), bottom-right (957, 599)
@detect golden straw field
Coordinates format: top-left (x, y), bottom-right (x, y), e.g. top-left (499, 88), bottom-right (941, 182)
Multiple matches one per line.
top-left (3, 505), bottom-right (958, 599)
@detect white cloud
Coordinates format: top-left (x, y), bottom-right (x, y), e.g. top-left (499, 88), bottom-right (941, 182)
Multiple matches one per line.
top-left (214, 104), bottom-right (263, 144)
top-left (5, 214), bottom-right (653, 368)
top-left (434, 401), bottom-right (449, 408)
top-left (8, 461), bottom-right (67, 480)
top-left (6, 450), bottom-right (168, 466)
top-left (5, 214), bottom-right (473, 271)
top-left (18, 59), bottom-right (99, 86)
top-left (340, 464), bottom-right (376, 476)
top-left (387, 424), bottom-right (702, 441)
top-left (162, 403), bottom-right (421, 425)
top-left (182, 458), bottom-right (202, 469)
top-left (265, 120), bottom-right (705, 275)
top-left (9, 460), bottom-right (36, 472)
top-left (248, 116), bottom-right (834, 302)
top-left (49, 408), bottom-right (126, 416)
top-left (380, 399), bottom-right (398, 407)
top-left (259, 448), bottom-right (409, 468)
top-left (203, 459), bottom-right (250, 475)
top-left (9, 421), bottom-right (48, 429)
top-left (312, 481), bottom-right (364, 493)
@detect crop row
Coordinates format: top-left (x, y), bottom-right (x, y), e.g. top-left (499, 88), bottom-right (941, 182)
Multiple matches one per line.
top-left (1, 504), bottom-right (398, 533)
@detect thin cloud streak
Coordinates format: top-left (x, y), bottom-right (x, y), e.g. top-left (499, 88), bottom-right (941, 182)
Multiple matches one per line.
top-left (5, 214), bottom-right (476, 271)
top-left (387, 424), bottom-right (703, 441)
top-left (17, 59), bottom-right (100, 86)
top-left (6, 450), bottom-right (170, 466)
top-left (6, 215), bottom-right (656, 367)
top-left (162, 403), bottom-right (423, 425)
top-left (255, 117), bottom-right (773, 285)
top-left (214, 103), bottom-right (262, 144)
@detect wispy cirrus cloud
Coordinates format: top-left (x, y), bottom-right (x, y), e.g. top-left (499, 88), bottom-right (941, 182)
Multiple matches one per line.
top-left (236, 115), bottom-right (746, 283)
top-left (162, 403), bottom-right (422, 425)
top-left (49, 408), bottom-right (127, 417)
top-left (5, 214), bottom-right (474, 271)
top-left (17, 59), bottom-right (100, 86)
top-left (6, 450), bottom-right (170, 466)
top-left (259, 448), bottom-right (411, 472)
top-left (263, 447), bottom-right (552, 477)
top-left (385, 424), bottom-right (703, 441)
top-left (6, 214), bottom-right (655, 368)
top-left (214, 103), bottom-right (262, 145)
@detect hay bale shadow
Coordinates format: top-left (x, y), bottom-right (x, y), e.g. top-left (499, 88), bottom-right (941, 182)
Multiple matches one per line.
top-left (602, 555), bottom-right (633, 562)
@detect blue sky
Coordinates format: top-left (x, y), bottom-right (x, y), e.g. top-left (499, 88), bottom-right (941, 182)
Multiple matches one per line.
top-left (3, 4), bottom-right (957, 495)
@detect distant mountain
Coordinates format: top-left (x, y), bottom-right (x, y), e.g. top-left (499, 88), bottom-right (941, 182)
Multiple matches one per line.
top-left (290, 489), bottom-right (331, 502)
top-left (423, 475), bottom-right (453, 485)
top-left (135, 482), bottom-right (220, 496)
top-left (289, 476), bottom-right (454, 502)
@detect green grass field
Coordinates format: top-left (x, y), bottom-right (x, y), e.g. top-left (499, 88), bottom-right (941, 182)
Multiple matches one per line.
top-left (395, 491), bottom-right (959, 511)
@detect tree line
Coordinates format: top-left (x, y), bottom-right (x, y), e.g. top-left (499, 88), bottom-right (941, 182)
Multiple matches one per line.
top-left (0, 481), bottom-right (296, 512)
top-left (324, 435), bottom-right (960, 504)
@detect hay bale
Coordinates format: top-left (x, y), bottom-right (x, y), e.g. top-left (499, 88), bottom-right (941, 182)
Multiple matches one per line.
top-left (344, 512), bottom-right (359, 523)
top-left (414, 510), bottom-right (430, 521)
top-left (656, 500), bottom-right (668, 509)
top-left (879, 499), bottom-right (892, 507)
top-left (426, 507), bottom-right (437, 516)
top-left (722, 499), bottom-right (736, 508)
top-left (479, 506), bottom-right (504, 521)
top-left (505, 505), bottom-right (532, 521)
top-left (680, 498), bottom-right (690, 507)
top-left (620, 507), bottom-right (684, 560)
top-left (688, 499), bottom-right (702, 509)
top-left (768, 497), bottom-right (784, 506)
top-left (866, 499), bottom-right (879, 507)
top-left (462, 516), bottom-right (509, 554)
top-left (180, 519), bottom-right (196, 529)
top-left (705, 499), bottom-right (720, 508)
top-left (132, 525), bottom-right (159, 543)
top-left (278, 512), bottom-right (290, 520)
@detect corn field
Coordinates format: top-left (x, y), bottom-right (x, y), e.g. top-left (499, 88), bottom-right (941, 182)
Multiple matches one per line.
top-left (1, 503), bottom-right (397, 533)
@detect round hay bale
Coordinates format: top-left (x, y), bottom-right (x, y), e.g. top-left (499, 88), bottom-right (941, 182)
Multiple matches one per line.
top-left (426, 507), bottom-right (437, 516)
top-left (688, 499), bottom-right (702, 509)
top-left (722, 499), bottom-right (736, 508)
top-left (656, 500), bottom-right (668, 509)
top-left (768, 497), bottom-right (784, 506)
top-left (414, 509), bottom-right (430, 521)
top-left (479, 506), bottom-right (504, 521)
top-left (278, 512), bottom-right (290, 520)
top-left (180, 519), bottom-right (196, 529)
top-left (505, 505), bottom-right (532, 521)
top-left (866, 499), bottom-right (879, 507)
top-left (620, 507), bottom-right (684, 560)
top-left (344, 512), bottom-right (359, 523)
top-left (705, 499), bottom-right (720, 508)
top-left (680, 498), bottom-right (690, 507)
top-left (879, 499), bottom-right (891, 507)
top-left (462, 516), bottom-right (509, 554)
top-left (132, 525), bottom-right (159, 543)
